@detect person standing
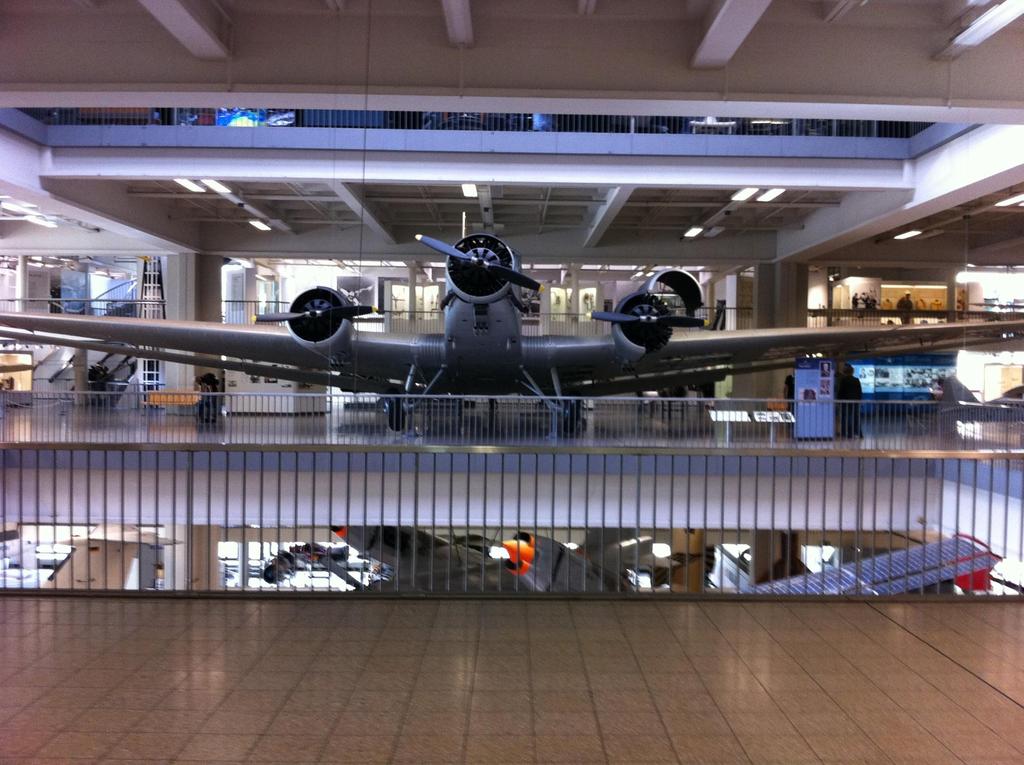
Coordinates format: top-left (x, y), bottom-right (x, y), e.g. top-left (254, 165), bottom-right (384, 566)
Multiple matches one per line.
top-left (896, 291), bottom-right (914, 325)
top-left (836, 363), bottom-right (863, 437)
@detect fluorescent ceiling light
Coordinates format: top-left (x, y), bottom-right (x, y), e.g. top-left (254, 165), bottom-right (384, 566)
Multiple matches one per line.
top-left (26, 216), bottom-right (58, 228)
top-left (201, 179), bottom-right (232, 194)
top-left (731, 187), bottom-right (759, 202)
top-left (173, 178), bottom-right (205, 193)
top-left (684, 226), bottom-right (704, 238)
top-left (248, 219), bottom-right (271, 231)
top-left (1, 201), bottom-right (39, 216)
top-left (947, 0), bottom-right (1024, 50)
top-left (893, 230), bottom-right (922, 240)
top-left (757, 188), bottom-right (786, 202)
top-left (461, 183), bottom-right (478, 198)
top-left (995, 192), bottom-right (1024, 207)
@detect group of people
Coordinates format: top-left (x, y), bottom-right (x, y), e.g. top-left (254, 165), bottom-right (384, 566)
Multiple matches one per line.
top-left (194, 372), bottom-right (220, 424)
top-left (850, 292), bottom-right (878, 310)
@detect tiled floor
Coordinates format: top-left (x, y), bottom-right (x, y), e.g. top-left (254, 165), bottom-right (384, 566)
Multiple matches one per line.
top-left (1, 599), bottom-right (1024, 763)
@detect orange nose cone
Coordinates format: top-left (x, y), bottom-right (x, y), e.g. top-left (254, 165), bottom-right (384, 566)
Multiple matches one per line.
top-left (502, 537), bottom-right (536, 575)
top-left (331, 525), bottom-right (347, 539)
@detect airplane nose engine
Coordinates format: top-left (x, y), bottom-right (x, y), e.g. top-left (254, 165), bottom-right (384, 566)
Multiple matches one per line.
top-left (446, 233), bottom-right (519, 303)
top-left (609, 269), bottom-right (704, 360)
top-left (283, 287), bottom-right (355, 356)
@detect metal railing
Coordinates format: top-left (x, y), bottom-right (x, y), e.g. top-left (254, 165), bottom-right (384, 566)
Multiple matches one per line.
top-left (0, 445), bottom-right (1019, 596)
top-left (807, 308), bottom-right (1024, 328)
top-left (2, 392), bottom-right (1022, 452)
top-left (19, 108), bottom-right (933, 139)
top-left (0, 298), bottom-right (164, 319)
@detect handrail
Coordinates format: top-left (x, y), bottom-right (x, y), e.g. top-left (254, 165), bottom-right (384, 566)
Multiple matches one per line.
top-left (19, 108), bottom-right (934, 139)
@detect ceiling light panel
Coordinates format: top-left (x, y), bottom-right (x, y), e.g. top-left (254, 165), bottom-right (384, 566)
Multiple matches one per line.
top-left (731, 187), bottom-right (759, 202)
top-left (893, 230), bottom-right (922, 240)
top-left (995, 192), bottom-right (1024, 207)
top-left (201, 179), bottom-right (232, 194)
top-left (684, 226), bottom-right (704, 238)
top-left (757, 188), bottom-right (786, 202)
top-left (174, 178), bottom-right (205, 193)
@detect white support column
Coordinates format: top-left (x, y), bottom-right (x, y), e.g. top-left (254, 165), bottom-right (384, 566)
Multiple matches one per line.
top-left (162, 253), bottom-right (223, 390)
top-left (72, 260), bottom-right (89, 395)
top-left (407, 263), bottom-right (418, 320)
top-left (15, 255), bottom-right (28, 303)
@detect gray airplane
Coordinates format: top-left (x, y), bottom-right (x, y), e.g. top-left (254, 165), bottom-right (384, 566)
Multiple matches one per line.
top-left (1, 233), bottom-right (1023, 430)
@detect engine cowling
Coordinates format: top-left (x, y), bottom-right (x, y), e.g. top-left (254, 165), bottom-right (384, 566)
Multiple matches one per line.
top-left (283, 287), bottom-right (354, 357)
top-left (446, 233), bottom-right (519, 304)
top-left (612, 269), bottom-right (704, 360)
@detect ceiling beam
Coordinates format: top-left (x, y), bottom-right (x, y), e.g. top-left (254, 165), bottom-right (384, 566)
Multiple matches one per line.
top-left (220, 189), bottom-right (293, 233)
top-left (691, 0), bottom-right (773, 69)
top-left (136, 0), bottom-right (230, 60)
top-left (583, 185), bottom-right (635, 248)
top-left (328, 181), bottom-right (397, 244)
top-left (578, 0), bottom-right (598, 15)
top-left (440, 0), bottom-right (473, 47)
top-left (477, 185), bottom-right (494, 230)
top-left (823, 0), bottom-right (865, 23)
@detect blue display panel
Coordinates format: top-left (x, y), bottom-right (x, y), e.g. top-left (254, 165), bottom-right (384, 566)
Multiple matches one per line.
top-left (849, 353), bottom-right (957, 401)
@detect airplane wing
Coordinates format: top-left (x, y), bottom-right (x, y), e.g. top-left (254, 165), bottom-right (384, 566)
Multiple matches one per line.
top-left (0, 312), bottom-right (416, 393)
top-left (540, 320), bottom-right (1024, 395)
top-left (0, 363), bottom-right (33, 375)
top-left (3, 309), bottom-right (1024, 397)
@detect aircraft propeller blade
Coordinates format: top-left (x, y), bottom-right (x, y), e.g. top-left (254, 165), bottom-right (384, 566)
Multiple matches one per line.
top-left (415, 234), bottom-right (470, 261)
top-left (591, 311), bottom-right (704, 328)
top-left (486, 263), bottom-right (542, 291)
top-left (415, 234), bottom-right (541, 292)
top-left (255, 305), bottom-right (377, 323)
top-left (255, 312), bottom-right (305, 323)
top-left (591, 311), bottom-right (639, 324)
top-left (660, 315), bottom-right (706, 328)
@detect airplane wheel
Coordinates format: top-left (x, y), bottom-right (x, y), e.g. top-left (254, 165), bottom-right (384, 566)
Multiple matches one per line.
top-left (382, 392), bottom-right (406, 431)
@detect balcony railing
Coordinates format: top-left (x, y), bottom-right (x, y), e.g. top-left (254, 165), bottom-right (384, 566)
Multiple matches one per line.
top-left (0, 441), bottom-right (1018, 595)
top-left (2, 391), bottom-right (1021, 452)
top-left (19, 108), bottom-right (934, 139)
top-left (807, 308), bottom-right (1024, 328)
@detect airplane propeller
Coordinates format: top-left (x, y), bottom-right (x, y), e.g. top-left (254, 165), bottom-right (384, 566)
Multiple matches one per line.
top-left (255, 305), bottom-right (378, 323)
top-left (591, 307), bottom-right (704, 328)
top-left (416, 234), bottom-right (542, 292)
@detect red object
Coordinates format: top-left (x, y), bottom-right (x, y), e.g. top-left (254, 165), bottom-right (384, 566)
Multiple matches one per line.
top-left (953, 533), bottom-right (998, 592)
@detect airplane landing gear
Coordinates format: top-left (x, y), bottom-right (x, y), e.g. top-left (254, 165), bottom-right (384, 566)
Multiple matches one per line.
top-left (382, 391), bottom-right (406, 432)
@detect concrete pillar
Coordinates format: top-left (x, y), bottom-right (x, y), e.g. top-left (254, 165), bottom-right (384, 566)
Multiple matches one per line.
top-left (947, 268), bottom-right (960, 320)
top-left (774, 263), bottom-right (808, 328)
top-left (72, 260), bottom-right (89, 394)
top-left (15, 255), bottom-right (28, 303)
top-left (730, 265), bottom-right (777, 399)
top-left (164, 253), bottom-right (223, 389)
top-left (407, 263), bottom-right (418, 320)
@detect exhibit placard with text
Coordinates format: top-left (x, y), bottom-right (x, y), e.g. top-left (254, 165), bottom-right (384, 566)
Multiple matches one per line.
top-left (794, 357), bottom-right (835, 439)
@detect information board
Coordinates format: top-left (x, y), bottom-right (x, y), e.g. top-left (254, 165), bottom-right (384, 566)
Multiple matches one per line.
top-left (794, 357), bottom-right (835, 439)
